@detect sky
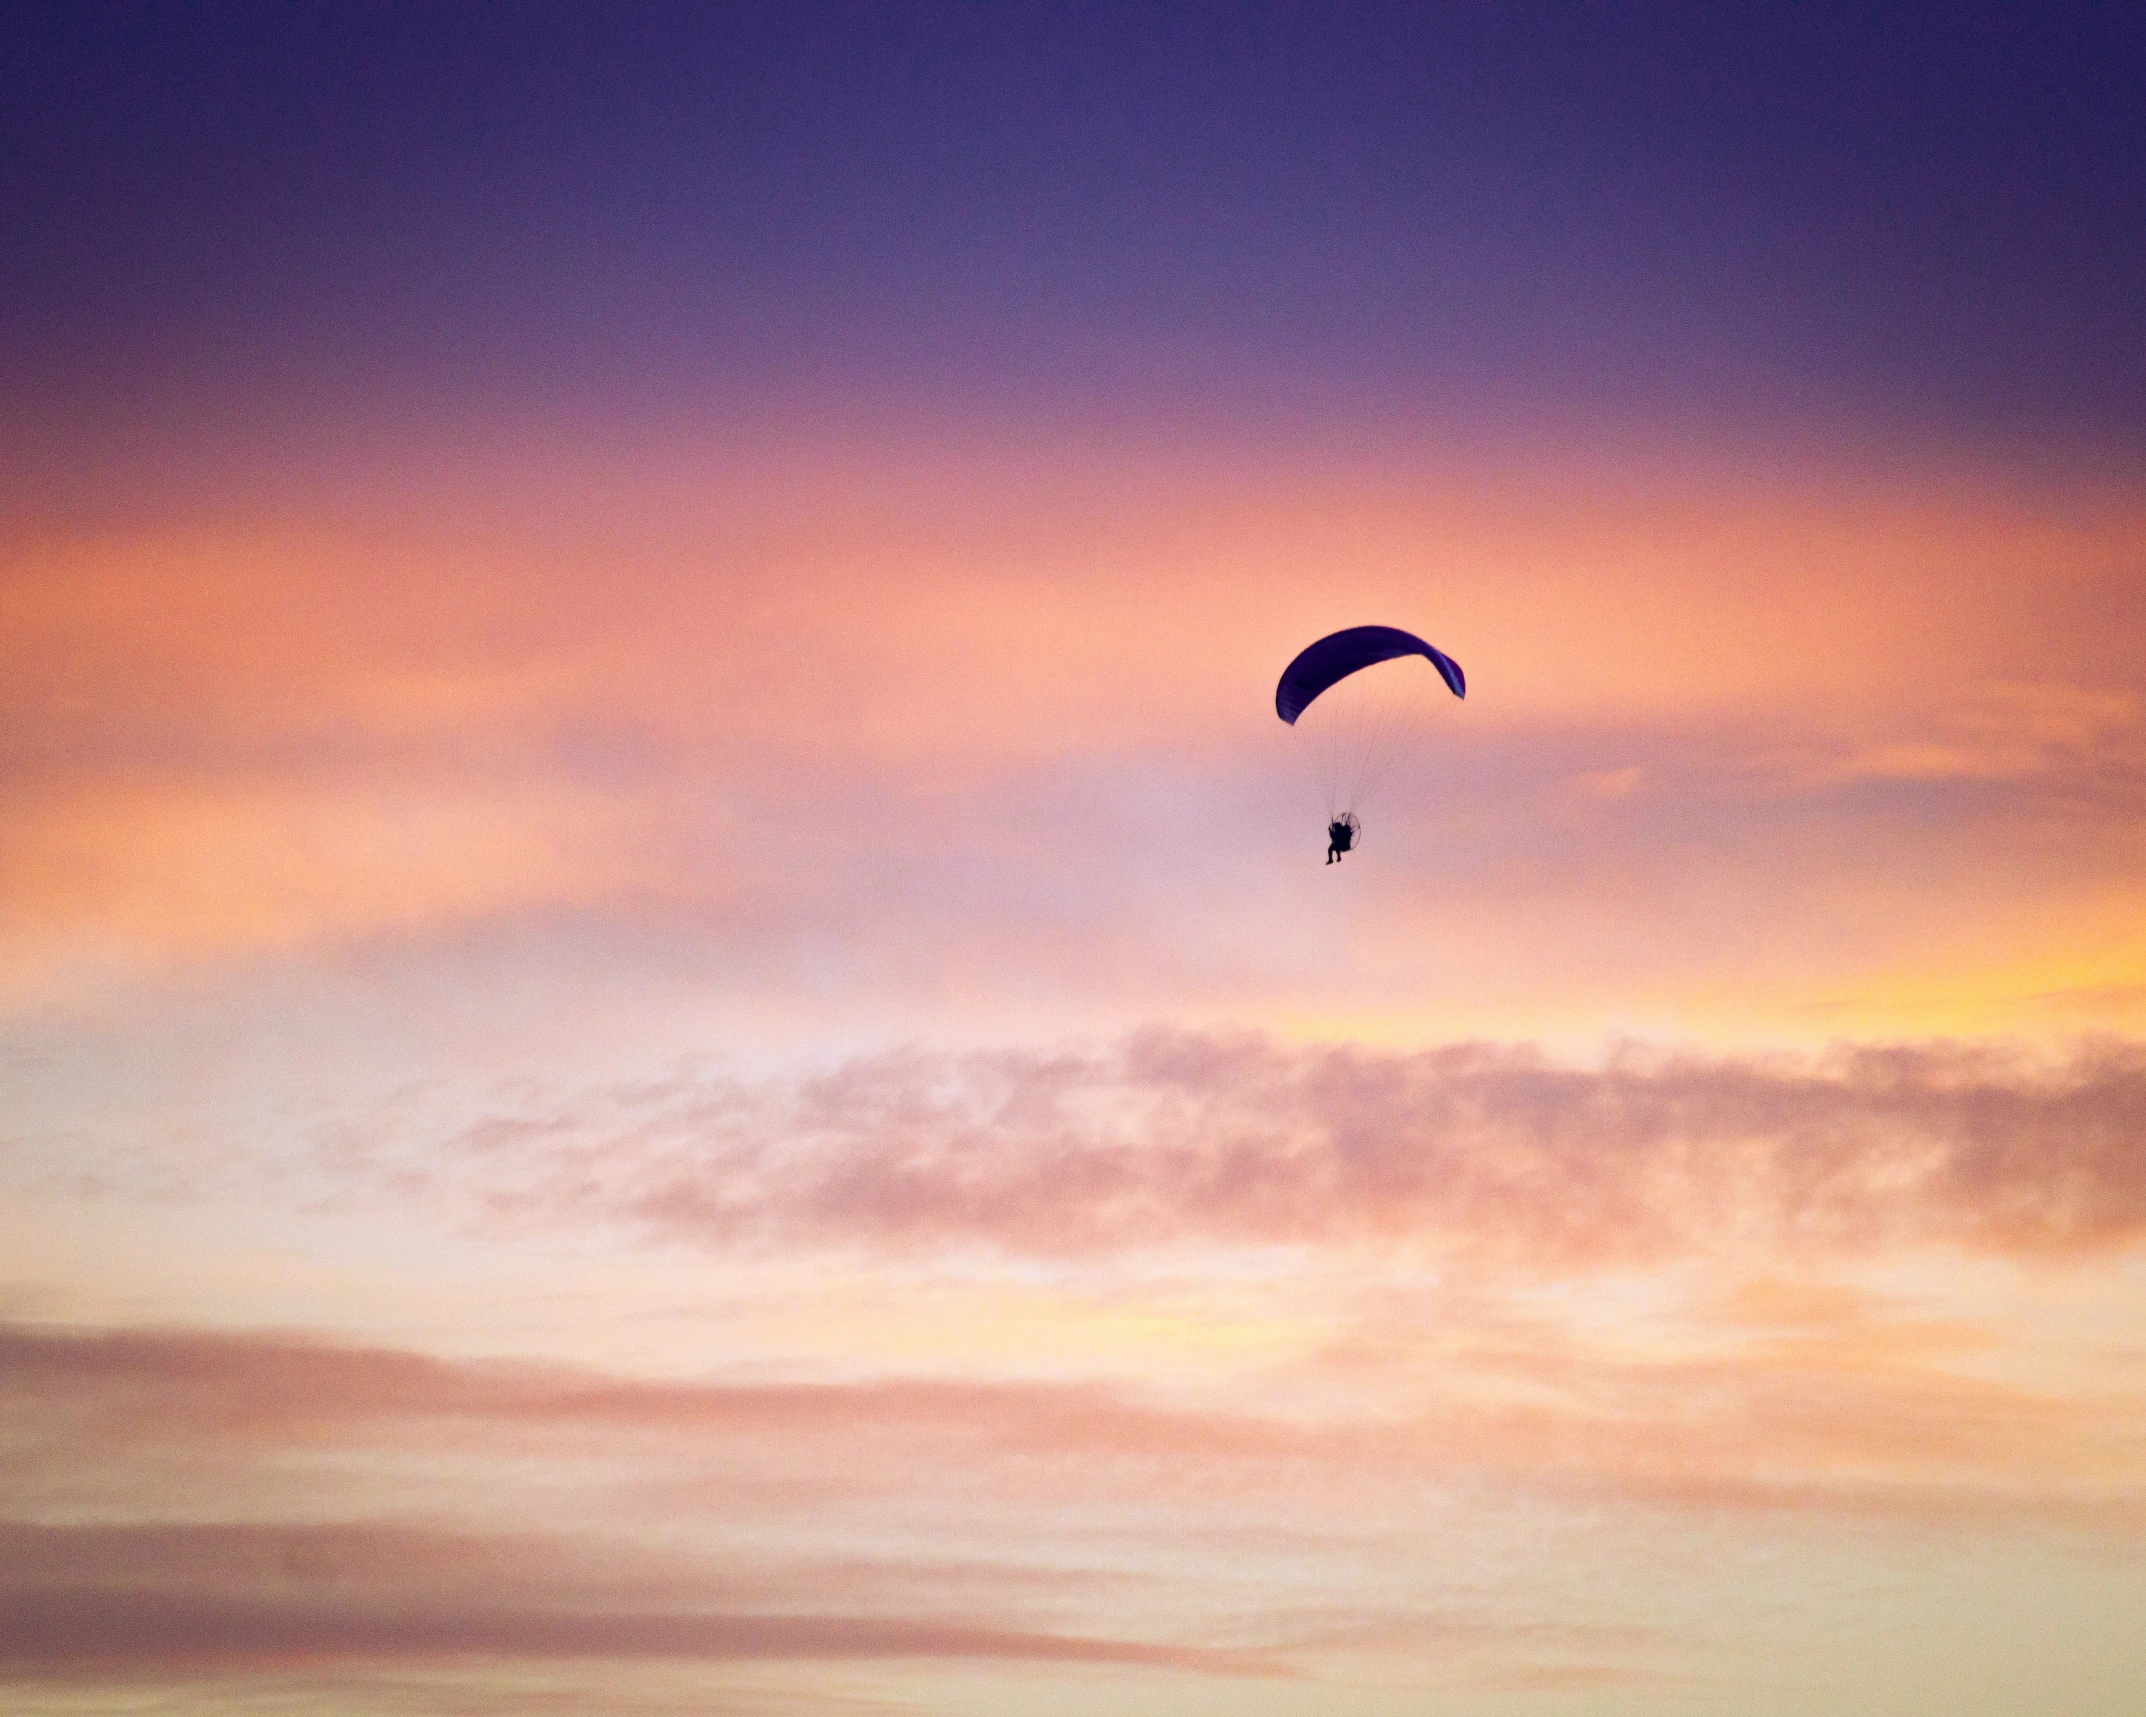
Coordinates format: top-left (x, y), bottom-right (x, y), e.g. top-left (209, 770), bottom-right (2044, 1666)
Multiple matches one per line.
top-left (4, 3), bottom-right (2145, 1712)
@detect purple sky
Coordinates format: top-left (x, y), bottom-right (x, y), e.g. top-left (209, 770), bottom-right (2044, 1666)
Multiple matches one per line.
top-left (8, 4), bottom-right (2145, 439)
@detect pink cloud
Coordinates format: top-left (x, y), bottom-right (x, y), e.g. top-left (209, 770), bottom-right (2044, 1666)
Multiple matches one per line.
top-left (0, 1588), bottom-right (1284, 1678)
top-left (7, 1312), bottom-right (2139, 1534)
top-left (342, 1033), bottom-right (2146, 1266)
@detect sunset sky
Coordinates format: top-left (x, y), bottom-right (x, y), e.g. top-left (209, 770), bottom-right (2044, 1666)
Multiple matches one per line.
top-left (5, 6), bottom-right (2145, 1713)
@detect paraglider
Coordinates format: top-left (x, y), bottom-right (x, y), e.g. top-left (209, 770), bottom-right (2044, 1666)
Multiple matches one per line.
top-left (1276, 625), bottom-right (1464, 862)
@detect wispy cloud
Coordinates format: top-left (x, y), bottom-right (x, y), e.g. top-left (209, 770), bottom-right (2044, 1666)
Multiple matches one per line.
top-left (7, 445), bottom-right (2144, 1033)
top-left (8, 1295), bottom-right (2141, 1536)
top-left (322, 1032), bottom-right (2146, 1266)
top-left (0, 1589), bottom-right (1282, 1680)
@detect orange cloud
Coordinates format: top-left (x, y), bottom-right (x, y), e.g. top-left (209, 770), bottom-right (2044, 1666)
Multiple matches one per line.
top-left (6, 435), bottom-right (2143, 1003)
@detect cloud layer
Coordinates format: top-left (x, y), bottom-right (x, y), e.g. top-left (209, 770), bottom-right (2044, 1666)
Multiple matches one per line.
top-left (7, 436), bottom-right (2144, 1045)
top-left (4, 1296), bottom-right (2142, 1702)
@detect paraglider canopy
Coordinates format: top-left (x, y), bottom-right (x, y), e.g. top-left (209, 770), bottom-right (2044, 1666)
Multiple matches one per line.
top-left (1277, 624), bottom-right (1466, 841)
top-left (1275, 625), bottom-right (1465, 725)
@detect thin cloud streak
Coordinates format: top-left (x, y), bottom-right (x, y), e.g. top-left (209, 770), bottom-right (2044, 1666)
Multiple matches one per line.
top-left (8, 1314), bottom-right (2141, 1534)
top-left (0, 1592), bottom-right (1283, 1679)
